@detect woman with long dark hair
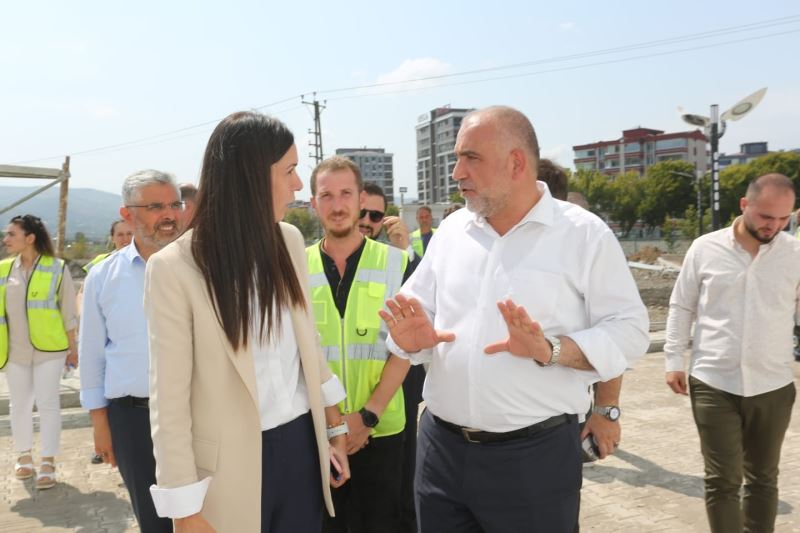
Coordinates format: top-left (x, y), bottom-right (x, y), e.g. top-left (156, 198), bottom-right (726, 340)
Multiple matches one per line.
top-left (1, 214), bottom-right (78, 489)
top-left (144, 111), bottom-right (350, 532)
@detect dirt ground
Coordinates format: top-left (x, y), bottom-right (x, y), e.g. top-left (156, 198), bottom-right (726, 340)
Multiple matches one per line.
top-left (631, 267), bottom-right (677, 331)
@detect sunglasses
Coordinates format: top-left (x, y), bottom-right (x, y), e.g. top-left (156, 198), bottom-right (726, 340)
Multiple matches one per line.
top-left (360, 209), bottom-right (385, 223)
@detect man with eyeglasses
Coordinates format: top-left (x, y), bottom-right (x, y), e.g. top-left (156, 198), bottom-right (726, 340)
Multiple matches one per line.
top-left (308, 157), bottom-right (411, 533)
top-left (79, 169), bottom-right (182, 533)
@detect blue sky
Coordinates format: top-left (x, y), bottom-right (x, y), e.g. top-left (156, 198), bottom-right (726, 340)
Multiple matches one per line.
top-left (1, 1), bottom-right (798, 201)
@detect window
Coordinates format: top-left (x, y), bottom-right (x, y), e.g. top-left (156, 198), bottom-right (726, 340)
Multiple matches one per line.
top-left (625, 143), bottom-right (640, 153)
top-left (655, 138), bottom-right (688, 150)
top-left (574, 149), bottom-right (596, 159)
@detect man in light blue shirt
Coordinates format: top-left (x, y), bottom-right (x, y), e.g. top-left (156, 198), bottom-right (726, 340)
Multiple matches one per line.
top-left (80, 169), bottom-right (183, 533)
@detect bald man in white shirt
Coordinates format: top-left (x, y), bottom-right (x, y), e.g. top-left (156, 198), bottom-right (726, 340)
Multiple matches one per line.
top-left (665, 173), bottom-right (799, 533)
top-left (381, 106), bottom-right (650, 533)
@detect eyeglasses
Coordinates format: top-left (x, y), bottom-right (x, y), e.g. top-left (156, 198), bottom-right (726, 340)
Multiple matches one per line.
top-left (360, 209), bottom-right (385, 223)
top-left (125, 201), bottom-right (185, 213)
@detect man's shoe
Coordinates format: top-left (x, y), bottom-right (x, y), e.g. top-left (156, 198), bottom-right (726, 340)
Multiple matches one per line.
top-left (91, 453), bottom-right (103, 465)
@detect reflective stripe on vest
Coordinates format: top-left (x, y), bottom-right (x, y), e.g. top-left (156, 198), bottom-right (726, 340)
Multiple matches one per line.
top-left (306, 239), bottom-right (408, 438)
top-left (0, 256), bottom-right (69, 369)
top-left (83, 252), bottom-right (111, 273)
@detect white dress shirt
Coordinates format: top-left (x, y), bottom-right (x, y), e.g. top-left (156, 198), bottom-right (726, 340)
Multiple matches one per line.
top-left (150, 306), bottom-right (346, 517)
top-left (664, 219), bottom-right (800, 397)
top-left (387, 183), bottom-right (650, 432)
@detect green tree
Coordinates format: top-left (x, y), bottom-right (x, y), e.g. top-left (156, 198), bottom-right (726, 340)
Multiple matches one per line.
top-left (385, 204), bottom-right (399, 216)
top-left (449, 191), bottom-right (464, 204)
top-left (718, 152), bottom-right (800, 223)
top-left (607, 172), bottom-right (644, 236)
top-left (569, 168), bottom-right (612, 214)
top-left (283, 208), bottom-right (321, 243)
top-left (638, 161), bottom-right (696, 229)
top-left (661, 216), bottom-right (680, 252)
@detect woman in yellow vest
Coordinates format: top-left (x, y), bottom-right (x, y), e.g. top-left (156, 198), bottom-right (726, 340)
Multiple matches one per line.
top-left (82, 219), bottom-right (134, 273)
top-left (1, 215), bottom-right (78, 489)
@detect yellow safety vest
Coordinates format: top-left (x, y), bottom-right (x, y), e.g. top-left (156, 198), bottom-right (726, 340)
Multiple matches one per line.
top-left (83, 252), bottom-right (112, 273)
top-left (410, 227), bottom-right (436, 258)
top-left (306, 238), bottom-right (408, 438)
top-left (0, 256), bottom-right (69, 368)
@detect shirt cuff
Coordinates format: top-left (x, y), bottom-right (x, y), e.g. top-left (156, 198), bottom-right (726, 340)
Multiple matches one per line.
top-left (321, 375), bottom-right (346, 406)
top-left (386, 335), bottom-right (433, 365)
top-left (79, 387), bottom-right (109, 410)
top-left (664, 353), bottom-right (686, 373)
top-left (150, 477), bottom-right (212, 519)
top-left (405, 245), bottom-right (417, 261)
top-left (566, 330), bottom-right (628, 382)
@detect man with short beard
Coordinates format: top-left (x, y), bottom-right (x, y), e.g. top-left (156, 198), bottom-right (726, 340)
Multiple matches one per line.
top-left (665, 173), bottom-right (800, 533)
top-left (79, 169), bottom-right (182, 533)
top-left (307, 157), bottom-right (411, 533)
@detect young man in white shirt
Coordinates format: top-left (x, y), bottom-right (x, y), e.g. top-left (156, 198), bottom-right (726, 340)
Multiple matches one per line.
top-left (665, 173), bottom-right (799, 533)
top-left (382, 106), bottom-right (649, 532)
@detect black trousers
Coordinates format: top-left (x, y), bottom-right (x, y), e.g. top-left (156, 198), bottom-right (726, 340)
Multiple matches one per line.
top-left (107, 402), bottom-right (172, 533)
top-left (262, 411), bottom-right (324, 533)
top-left (400, 365), bottom-right (426, 533)
top-left (416, 410), bottom-right (581, 533)
top-left (325, 432), bottom-right (405, 533)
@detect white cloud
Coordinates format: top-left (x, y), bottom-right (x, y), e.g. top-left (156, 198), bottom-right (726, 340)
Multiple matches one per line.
top-left (559, 21), bottom-right (577, 31)
top-left (369, 58), bottom-right (453, 93)
top-left (83, 102), bottom-right (121, 120)
top-left (541, 144), bottom-right (572, 167)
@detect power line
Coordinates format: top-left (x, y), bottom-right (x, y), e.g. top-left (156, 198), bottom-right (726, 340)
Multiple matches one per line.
top-left (326, 27), bottom-right (800, 102)
top-left (316, 14), bottom-right (800, 96)
top-left (10, 15), bottom-right (798, 165)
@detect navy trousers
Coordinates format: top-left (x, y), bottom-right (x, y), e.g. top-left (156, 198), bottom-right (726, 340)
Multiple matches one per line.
top-left (416, 409), bottom-right (582, 533)
top-left (261, 411), bottom-right (324, 533)
top-left (107, 402), bottom-right (172, 533)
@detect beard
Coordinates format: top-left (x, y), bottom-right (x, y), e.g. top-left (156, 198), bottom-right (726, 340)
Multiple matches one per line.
top-left (743, 217), bottom-right (778, 244)
top-left (136, 218), bottom-right (180, 249)
top-left (359, 223), bottom-right (380, 239)
top-left (464, 190), bottom-right (511, 219)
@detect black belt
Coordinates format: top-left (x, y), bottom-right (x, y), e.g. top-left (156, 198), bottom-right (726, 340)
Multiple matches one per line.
top-left (432, 413), bottom-right (575, 444)
top-left (109, 396), bottom-right (149, 408)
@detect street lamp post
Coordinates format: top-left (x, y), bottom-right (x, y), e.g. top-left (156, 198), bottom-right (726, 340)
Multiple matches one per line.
top-left (677, 87), bottom-right (767, 231)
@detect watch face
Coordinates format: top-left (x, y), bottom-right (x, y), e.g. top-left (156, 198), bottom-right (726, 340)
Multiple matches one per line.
top-left (608, 407), bottom-right (620, 421)
top-left (360, 408), bottom-right (379, 428)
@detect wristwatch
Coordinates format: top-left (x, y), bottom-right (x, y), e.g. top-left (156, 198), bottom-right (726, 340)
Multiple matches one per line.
top-left (592, 405), bottom-right (621, 421)
top-left (536, 336), bottom-right (561, 367)
top-left (359, 407), bottom-right (380, 428)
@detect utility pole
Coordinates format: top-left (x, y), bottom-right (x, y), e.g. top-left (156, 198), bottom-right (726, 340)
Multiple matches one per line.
top-left (57, 156), bottom-right (70, 257)
top-left (302, 94), bottom-right (325, 165)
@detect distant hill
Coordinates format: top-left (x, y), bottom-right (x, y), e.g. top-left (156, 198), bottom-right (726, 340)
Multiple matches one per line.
top-left (0, 186), bottom-right (122, 240)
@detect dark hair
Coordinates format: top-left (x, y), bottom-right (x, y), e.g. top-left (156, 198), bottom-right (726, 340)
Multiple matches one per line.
top-left (310, 156), bottom-right (363, 196)
top-left (9, 215), bottom-right (56, 257)
top-left (537, 159), bottom-right (569, 201)
top-left (363, 182), bottom-right (387, 209)
top-left (179, 183), bottom-right (198, 202)
top-left (191, 111), bottom-right (306, 350)
top-left (417, 205), bottom-right (432, 215)
top-left (109, 219), bottom-right (127, 237)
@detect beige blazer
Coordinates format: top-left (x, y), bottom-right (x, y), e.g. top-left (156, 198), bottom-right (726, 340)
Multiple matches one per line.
top-left (144, 223), bottom-right (335, 532)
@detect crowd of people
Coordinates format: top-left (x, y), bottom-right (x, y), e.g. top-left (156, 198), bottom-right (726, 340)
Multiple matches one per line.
top-left (0, 105), bottom-right (797, 533)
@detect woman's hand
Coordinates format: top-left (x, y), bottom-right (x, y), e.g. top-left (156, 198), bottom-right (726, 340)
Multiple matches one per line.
top-left (174, 512), bottom-right (216, 532)
top-left (329, 436), bottom-right (350, 488)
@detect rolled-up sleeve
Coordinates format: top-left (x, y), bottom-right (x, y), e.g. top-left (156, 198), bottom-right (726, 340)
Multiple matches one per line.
top-left (78, 270), bottom-right (109, 410)
top-left (321, 375), bottom-right (346, 406)
top-left (568, 231), bottom-right (650, 382)
top-left (145, 251), bottom-right (202, 516)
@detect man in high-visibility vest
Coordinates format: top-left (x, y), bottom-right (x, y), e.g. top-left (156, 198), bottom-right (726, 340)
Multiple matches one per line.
top-left (308, 156), bottom-right (410, 533)
top-left (409, 206), bottom-right (436, 259)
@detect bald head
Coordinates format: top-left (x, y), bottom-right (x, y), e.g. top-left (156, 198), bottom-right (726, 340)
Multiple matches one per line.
top-left (745, 173), bottom-right (796, 202)
top-left (463, 106), bottom-right (540, 169)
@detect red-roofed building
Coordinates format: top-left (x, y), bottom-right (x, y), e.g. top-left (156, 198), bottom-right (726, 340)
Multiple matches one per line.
top-left (573, 127), bottom-right (708, 176)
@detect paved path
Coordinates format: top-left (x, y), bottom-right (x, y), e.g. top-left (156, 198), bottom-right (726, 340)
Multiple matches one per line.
top-left (0, 346), bottom-right (798, 532)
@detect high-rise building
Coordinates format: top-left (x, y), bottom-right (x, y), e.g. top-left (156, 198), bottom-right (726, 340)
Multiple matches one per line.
top-left (335, 147), bottom-right (394, 199)
top-left (718, 142), bottom-right (770, 169)
top-left (573, 127), bottom-right (708, 176)
top-left (415, 106), bottom-right (474, 204)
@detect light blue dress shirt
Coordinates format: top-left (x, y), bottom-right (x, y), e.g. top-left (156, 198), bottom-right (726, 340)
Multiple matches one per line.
top-left (79, 242), bottom-right (150, 410)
